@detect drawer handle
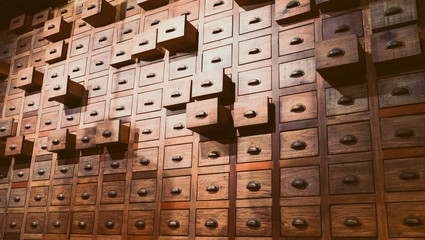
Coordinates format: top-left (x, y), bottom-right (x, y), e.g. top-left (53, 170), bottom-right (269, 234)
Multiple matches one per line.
top-left (76, 44), bottom-right (84, 50)
top-left (10, 144), bottom-right (17, 150)
top-left (95, 60), bottom-right (104, 66)
top-left (142, 99), bottom-right (154, 106)
top-left (334, 24), bottom-right (351, 33)
top-left (35, 58), bottom-right (42, 63)
top-left (206, 185), bottom-right (219, 192)
top-left (99, 36), bottom-right (107, 42)
top-left (47, 24), bottom-right (55, 30)
top-left (286, 0), bottom-right (300, 9)
top-left (102, 130), bottom-right (112, 137)
top-left (394, 127), bottom-right (415, 138)
top-left (92, 85), bottom-right (101, 91)
top-left (244, 110), bottom-right (258, 118)
top-left (137, 188), bottom-right (148, 196)
top-left (172, 155), bottom-right (183, 161)
top-left (57, 193), bottom-right (65, 200)
top-left (20, 75), bottom-right (28, 80)
top-left (90, 110), bottom-right (98, 116)
top-left (81, 135), bottom-right (90, 143)
top-left (84, 164), bottom-right (93, 170)
top-left (66, 116), bottom-right (74, 121)
top-left (34, 194), bottom-right (42, 201)
top-left (196, 111), bottom-right (208, 118)
top-left (291, 178), bottom-right (308, 189)
top-left (290, 104), bottom-right (306, 113)
top-left (118, 79), bottom-right (128, 85)
top-left (212, 27), bottom-right (223, 34)
top-left (110, 161), bottom-right (120, 168)
top-left (12, 19), bottom-right (20, 24)
top-left (140, 157), bottom-right (150, 165)
top-left (139, 40), bottom-right (149, 46)
top-left (41, 144), bottom-right (47, 150)
top-left (81, 192), bottom-right (90, 199)
top-left (52, 138), bottom-right (60, 145)
top-left (292, 218), bottom-right (308, 228)
top-left (290, 37), bottom-right (303, 45)
top-left (213, 0), bottom-right (225, 7)
top-left (2, 49), bottom-right (9, 53)
top-left (168, 220), bottom-right (180, 228)
top-left (14, 195), bottom-right (21, 202)
top-left (78, 221), bottom-right (86, 228)
top-left (211, 57), bottom-right (222, 63)
top-left (166, 27), bottom-right (176, 33)
top-left (108, 190), bottom-right (117, 197)
top-left (337, 96), bottom-right (355, 105)
top-left (386, 40), bottom-right (405, 49)
top-left (135, 220), bottom-right (146, 228)
top-left (170, 187), bottom-right (182, 194)
top-left (105, 221), bottom-right (115, 228)
top-left (51, 73), bottom-right (58, 78)
top-left (391, 87), bottom-right (410, 96)
top-left (170, 122), bottom-right (184, 130)
top-left (79, 22), bottom-right (87, 28)
top-left (403, 216), bottom-right (423, 226)
top-left (181, 11), bottom-right (191, 16)
top-left (59, 167), bottom-right (68, 173)
top-left (20, 43), bottom-right (27, 48)
top-left (291, 140), bottom-right (307, 150)
top-left (339, 135), bottom-right (358, 145)
top-left (290, 69), bottom-right (305, 78)
top-left (72, 67), bottom-right (80, 72)
top-left (399, 171), bottom-right (419, 180)
top-left (246, 218), bottom-right (261, 228)
top-left (116, 105), bottom-right (125, 111)
top-left (177, 65), bottom-right (188, 71)
top-left (146, 72), bottom-right (156, 78)
top-left (248, 78), bottom-right (261, 86)
top-left (344, 217), bottom-right (361, 227)
top-left (49, 49), bottom-right (57, 54)
top-left (151, 19), bottom-right (160, 26)
top-left (10, 221), bottom-right (17, 227)
top-left (327, 48), bottom-right (345, 57)
top-left (0, 126), bottom-right (5, 132)
top-left (246, 181), bottom-right (261, 191)
top-left (249, 17), bottom-right (262, 25)
top-left (116, 51), bottom-right (126, 57)
top-left (127, 5), bottom-right (135, 11)
top-left (38, 168), bottom-right (45, 175)
top-left (201, 80), bottom-right (214, 87)
top-left (87, 4), bottom-right (96, 10)
top-left (247, 146), bottom-right (261, 155)
top-left (53, 85), bottom-right (62, 91)
top-left (142, 128), bottom-right (152, 134)
top-left (171, 91), bottom-right (182, 98)
top-left (53, 220), bottom-right (62, 228)
top-left (208, 151), bottom-right (220, 158)
top-left (31, 221), bottom-right (38, 228)
top-left (384, 6), bottom-right (403, 17)
top-left (24, 123), bottom-right (31, 129)
top-left (249, 48), bottom-right (261, 55)
top-left (205, 219), bottom-right (218, 228)
top-left (123, 29), bottom-right (133, 35)
top-left (45, 119), bottom-right (53, 125)
top-left (342, 175), bottom-right (359, 185)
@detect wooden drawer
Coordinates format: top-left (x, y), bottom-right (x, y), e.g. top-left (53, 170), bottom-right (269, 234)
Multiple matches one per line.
top-left (135, 117), bottom-right (161, 142)
top-left (5, 135), bottom-right (33, 158)
top-left (48, 76), bottom-right (85, 108)
top-left (192, 69), bottom-right (233, 102)
top-left (46, 64), bottom-right (65, 86)
top-left (202, 44), bottom-right (232, 72)
top-left (6, 97), bottom-right (22, 117)
top-left (74, 19), bottom-right (92, 36)
top-left (199, 140), bottom-right (230, 166)
top-left (9, 14), bottom-right (32, 35)
top-left (34, 30), bottom-right (48, 49)
top-left (133, 147), bottom-right (159, 172)
top-left (160, 210), bottom-right (189, 236)
top-left (239, 35), bottom-right (271, 65)
top-left (31, 50), bottom-right (46, 67)
top-left (281, 206), bottom-right (321, 237)
top-left (137, 0), bottom-right (168, 11)
top-left (196, 209), bottom-right (228, 236)
top-left (16, 36), bottom-right (32, 55)
top-left (378, 72), bottom-right (425, 108)
top-left (384, 157), bottom-right (425, 192)
top-left (98, 211), bottom-right (123, 235)
top-left (93, 28), bottom-right (114, 50)
top-left (112, 68), bottom-right (135, 93)
top-left (162, 78), bottom-right (192, 109)
top-left (186, 98), bottom-right (232, 134)
top-left (240, 5), bottom-right (271, 35)
top-left (164, 143), bottom-right (192, 170)
top-left (75, 183), bottom-right (97, 205)
top-left (128, 210), bottom-right (155, 235)
top-left (51, 185), bottom-right (72, 206)
top-left (276, 0), bottom-right (313, 24)
top-left (125, 0), bottom-right (141, 18)
top-left (197, 173), bottom-right (229, 201)
top-left (24, 93), bottom-right (41, 113)
top-left (12, 163), bottom-right (30, 182)
top-left (381, 114), bottom-right (425, 149)
top-left (45, 40), bottom-right (68, 64)
top-left (25, 212), bottom-right (45, 233)
top-left (281, 166), bottom-right (320, 197)
top-left (0, 163), bottom-right (11, 184)
top-left (157, 15), bottom-right (198, 53)
top-left (237, 170), bottom-right (271, 199)
top-left (109, 95), bottom-right (133, 118)
top-left (132, 30), bottom-right (165, 61)
top-left (371, 24), bottom-right (422, 69)
top-left (16, 66), bottom-right (44, 92)
top-left (205, 0), bottom-right (233, 16)
top-left (43, 16), bottom-right (72, 42)
top-left (78, 155), bottom-right (100, 177)
top-left (117, 19), bottom-right (139, 43)
top-left (13, 55), bottom-right (29, 75)
top-left (280, 91), bottom-right (317, 122)
top-left (0, 43), bottom-right (13, 60)
top-left (82, 0), bottom-right (116, 27)
top-left (327, 121), bottom-right (371, 154)
top-left (279, 24), bottom-right (315, 57)
top-left (326, 83), bottom-right (369, 116)
top-left (33, 161), bottom-right (51, 181)
top-left (88, 75), bottom-right (108, 98)
top-left (170, 55), bottom-right (197, 80)
top-left (47, 129), bottom-right (76, 153)
top-left (162, 176), bottom-right (191, 202)
top-left (40, 111), bottom-right (58, 132)
top-left (323, 11), bottom-right (363, 40)
top-left (203, 16), bottom-right (233, 44)
top-left (237, 134), bottom-right (271, 163)
top-left (130, 178), bottom-right (156, 203)
top-left (234, 95), bottom-right (271, 129)
top-left (101, 181), bottom-right (125, 204)
top-left (370, 0), bottom-right (418, 31)
top-left (329, 161), bottom-right (374, 195)
top-left (89, 51), bottom-right (111, 74)
top-left (61, 107), bottom-right (81, 128)
top-left (330, 204), bottom-right (377, 237)
top-left (84, 101), bottom-right (106, 124)
top-left (104, 152), bottom-right (128, 175)
top-left (70, 35), bottom-right (90, 57)
top-left (96, 120), bottom-right (130, 146)
top-left (5, 213), bottom-right (24, 235)
top-left (280, 128), bottom-right (318, 159)
top-left (165, 113), bottom-right (192, 139)
top-left (36, 137), bottom-right (49, 156)
top-left (239, 66), bottom-right (271, 96)
top-left (71, 211), bottom-right (95, 234)
top-left (173, 1), bottom-right (199, 22)
top-left (54, 159), bottom-right (74, 179)
top-left (110, 41), bottom-right (135, 68)
top-left (236, 207), bottom-right (271, 237)
top-left (0, 189), bottom-right (7, 207)
top-left (47, 212), bottom-right (69, 234)
top-left (0, 118), bottom-right (17, 139)
top-left (140, 61), bottom-right (164, 86)
top-left (9, 188), bottom-right (27, 208)
top-left (387, 202), bottom-right (425, 237)
top-left (144, 10), bottom-right (168, 31)
top-left (57, 4), bottom-right (73, 19)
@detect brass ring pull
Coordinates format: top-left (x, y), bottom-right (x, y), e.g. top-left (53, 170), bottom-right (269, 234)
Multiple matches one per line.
top-left (208, 151), bottom-right (220, 158)
top-left (291, 140), bottom-right (307, 150)
top-left (327, 48), bottom-right (345, 57)
top-left (334, 24), bottom-right (351, 33)
top-left (337, 96), bottom-right (355, 105)
top-left (394, 127), bottom-right (414, 138)
top-left (384, 6), bottom-right (403, 17)
top-left (344, 217), bottom-right (361, 227)
top-left (386, 40), bottom-right (405, 49)
top-left (291, 178), bottom-right (308, 189)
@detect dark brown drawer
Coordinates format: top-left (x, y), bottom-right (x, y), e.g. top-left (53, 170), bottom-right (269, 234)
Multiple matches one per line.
top-left (143, 10), bottom-right (168, 31)
top-left (82, 0), bottom-right (116, 28)
top-left (327, 121), bottom-right (371, 154)
top-left (84, 101), bottom-right (106, 124)
top-left (280, 91), bottom-right (317, 122)
top-left (16, 66), bottom-right (44, 92)
top-left (196, 209), bottom-right (228, 236)
top-left (276, 0), bottom-right (313, 24)
top-left (329, 161), bottom-right (374, 195)
top-left (71, 211), bottom-right (95, 234)
top-left (9, 14), bottom-right (32, 35)
top-left (104, 151), bottom-right (128, 175)
top-left (279, 24), bottom-right (314, 57)
top-left (5, 97), bottom-right (22, 117)
top-left (5, 213), bottom-right (24, 235)
top-left (109, 95), bottom-right (133, 118)
top-left (13, 55), bottom-right (29, 75)
top-left (157, 15), bottom-right (198, 53)
top-left (281, 166), bottom-right (320, 197)
top-left (0, 118), bottom-right (17, 139)
top-left (0, 80), bottom-right (7, 97)
top-left (74, 18), bottom-right (92, 36)
top-left (0, 189), bottom-right (7, 207)
top-left (164, 143), bottom-right (192, 170)
top-left (112, 68), bottom-right (135, 93)
top-left (101, 181), bottom-right (125, 204)
top-left (140, 61), bottom-right (164, 86)
top-left (199, 140), bottom-right (230, 166)
top-left (197, 173), bottom-right (229, 201)
top-left (133, 147), bottom-right (159, 172)
top-left (381, 114), bottom-right (425, 149)
top-left (330, 204), bottom-right (377, 237)
top-left (174, 1), bottom-right (199, 21)
top-left (43, 16), bottom-right (72, 42)
top-left (128, 210), bottom-right (155, 235)
top-left (117, 19), bottom-right (139, 43)
top-left (57, 4), bottom-right (73, 19)
top-left (203, 16), bottom-right (233, 44)
top-left (32, 8), bottom-right (53, 28)
top-left (234, 94), bottom-right (271, 129)
top-left (130, 178), bottom-right (156, 203)
top-left (88, 75), bottom-right (108, 98)
top-left (387, 202), bottom-right (425, 237)
top-left (110, 41), bottom-right (135, 68)
top-left (237, 170), bottom-right (271, 199)
top-left (239, 35), bottom-right (271, 65)
top-left (23, 93), bottom-right (41, 113)
top-left (160, 210), bottom-right (189, 236)
top-left (70, 35), bottom-right (90, 57)
top-left (51, 185), bottom-right (72, 206)
top-left (0, 163), bottom-right (11, 184)
top-left (61, 107), bottom-right (81, 128)
top-left (137, 89), bottom-right (162, 114)
top-left (33, 161), bottom-right (51, 181)
top-left (16, 36), bottom-right (32, 55)
top-left (192, 69), bottom-right (233, 102)
top-left (239, 66), bottom-right (271, 96)
top-left (137, 0), bottom-right (168, 11)
top-left (326, 83), bottom-right (369, 116)
top-left (89, 51), bottom-right (111, 74)
top-left (169, 54), bottom-right (197, 80)
top-left (240, 5), bottom-right (271, 34)
top-left (9, 188), bottom-right (27, 208)
top-left (54, 159), bottom-right (74, 179)
top-left (40, 111), bottom-right (59, 132)
top-left (93, 27), bottom-right (114, 50)
top-left (96, 120), bottom-right (130, 146)
top-left (25, 212), bottom-right (45, 233)
top-left (162, 175), bottom-right (191, 202)
top-left (370, 0), bottom-right (418, 31)
top-left (237, 134), bottom-right (271, 163)
top-left (162, 78), bottom-right (192, 109)
top-left (75, 183), bottom-right (97, 205)
top-left (98, 211), bottom-right (123, 235)
top-left (31, 50), bottom-right (46, 67)
top-left (236, 207), bottom-right (271, 237)
top-left (281, 206), bottom-right (321, 237)
top-left (132, 29), bottom-right (165, 61)
top-left (323, 11), bottom-right (363, 40)
top-left (384, 157), bottom-right (425, 192)
top-left (165, 113), bottom-right (192, 139)
top-left (205, 0), bottom-right (233, 16)
top-left (78, 155), bottom-right (100, 177)
top-left (5, 135), bottom-right (33, 158)
top-left (47, 212), bottom-right (69, 234)
top-left (202, 44), bottom-right (232, 72)
top-left (45, 40), bottom-right (68, 64)
top-left (47, 129), bottom-right (76, 153)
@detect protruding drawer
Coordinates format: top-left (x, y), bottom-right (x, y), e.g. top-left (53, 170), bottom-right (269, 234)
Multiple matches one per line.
top-left (330, 204), bottom-right (377, 237)
top-left (157, 15), bottom-right (198, 53)
top-left (384, 157), bottom-right (425, 192)
top-left (5, 97), bottom-right (22, 117)
top-left (239, 35), bottom-right (271, 65)
top-left (89, 51), bottom-right (111, 74)
top-left (117, 19), bottom-right (139, 43)
top-left (239, 66), bottom-right (271, 96)
top-left (329, 161), bottom-right (374, 195)
top-left (162, 176), bottom-right (191, 202)
top-left (16, 66), bottom-right (44, 92)
top-left (370, 0), bottom-right (418, 31)
top-left (327, 121), bottom-right (371, 154)
top-left (71, 211), bottom-right (95, 234)
top-left (380, 114), bottom-right (425, 149)
top-left (84, 101), bottom-right (106, 124)
top-left (202, 44), bottom-right (233, 73)
top-left (128, 210), bottom-right (155, 235)
top-left (275, 0), bottom-right (313, 24)
top-left (5, 135), bottom-right (33, 158)
top-left (43, 16), bottom-right (72, 42)
top-left (112, 68), bottom-right (135, 93)
top-left (280, 91), bottom-right (317, 122)
top-left (236, 207), bottom-right (272, 237)
top-left (74, 18), bottom-right (92, 35)
top-left (70, 35), bottom-right (90, 57)
top-left (160, 210), bottom-right (189, 236)
top-left (135, 118), bottom-right (161, 142)
top-left (130, 178), bottom-right (156, 203)
top-left (237, 170), bottom-right (271, 199)
top-left (103, 151), bottom-right (128, 175)
top-left (238, 134), bottom-right (271, 163)
top-left (33, 161), bottom-right (51, 181)
top-left (240, 5), bottom-right (271, 34)
top-left (192, 69), bottom-right (233, 102)
top-left (186, 98), bottom-right (232, 134)
top-left (387, 202), bottom-right (425, 237)
top-left (203, 16), bottom-right (233, 44)
top-left (133, 147), bottom-right (158, 172)
top-left (101, 181), bottom-right (125, 204)
top-left (9, 188), bottom-right (27, 208)
top-left (173, 1), bottom-right (199, 21)
top-left (110, 41), bottom-right (135, 68)
top-left (93, 28), bottom-right (114, 50)
top-left (165, 113), bottom-right (192, 139)
top-left (48, 76), bottom-right (85, 108)
top-left (78, 155), bottom-right (100, 177)
top-left (279, 24), bottom-right (314, 56)
top-left (75, 183), bottom-right (97, 205)
top-left (125, 0), bottom-right (141, 18)
top-left (196, 209), bottom-right (228, 236)
top-left (82, 0), bottom-right (116, 27)
top-left (9, 14), bottom-right (32, 35)
top-left (326, 83), bottom-right (369, 116)
top-left (25, 212), bottom-right (45, 233)
top-left (137, 0), bottom-right (168, 11)
top-left (281, 166), bottom-right (320, 197)
top-left (281, 206), bottom-right (321, 237)
top-left (323, 11), bottom-right (363, 40)
top-left (98, 211), bottom-right (123, 235)
top-left (47, 212), bottom-right (69, 234)
top-left (137, 89), bottom-right (162, 114)
top-left (169, 55), bottom-right (197, 80)
top-left (140, 62), bottom-right (164, 86)
top-left (162, 78), bottom-right (192, 109)
top-left (234, 94), bottom-right (272, 129)
top-left (199, 141), bottom-right (229, 166)
top-left (96, 120), bottom-right (130, 146)
top-left (0, 118), bottom-right (17, 139)
top-left (132, 29), bottom-right (165, 61)
top-left (47, 129), bottom-right (76, 153)
top-left (197, 173), bottom-right (229, 201)
top-left (45, 40), bottom-right (68, 64)
top-left (164, 143), bottom-right (192, 170)
top-left (51, 185), bottom-right (72, 206)
top-left (205, 0), bottom-right (233, 16)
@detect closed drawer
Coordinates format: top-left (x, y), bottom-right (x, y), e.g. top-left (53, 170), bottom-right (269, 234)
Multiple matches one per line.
top-left (234, 95), bottom-right (271, 128)
top-left (54, 160), bottom-right (74, 179)
top-left (88, 75), bottom-right (108, 98)
top-left (75, 183), bottom-right (97, 205)
top-left (104, 152), bottom-right (128, 175)
top-left (9, 14), bottom-right (32, 35)
top-left (109, 95), bottom-right (133, 118)
top-left (57, 4), bottom-right (73, 19)
top-left (160, 210), bottom-right (189, 236)
top-left (199, 140), bottom-right (230, 166)
top-left (74, 19), bottom-right (92, 35)
top-left (281, 206), bottom-right (321, 237)
top-left (192, 69), bottom-right (233, 102)
top-left (43, 16), bottom-right (72, 42)
top-left (21, 116), bottom-right (37, 135)
top-left (5, 213), bottom-right (24, 235)
top-left (378, 72), bottom-right (425, 108)
top-left (144, 10), bottom-right (168, 31)
top-left (23, 93), bottom-right (41, 113)
top-left (173, 1), bottom-right (199, 21)
top-left (370, 0), bottom-right (418, 31)
top-left (36, 137), bottom-right (49, 156)
top-left (84, 101), bottom-right (106, 124)
top-left (203, 16), bottom-right (233, 44)
top-left (381, 114), bottom-right (425, 148)
top-left (89, 51), bottom-right (111, 74)
top-left (6, 97), bottom-right (22, 117)
top-left (327, 121), bottom-right (371, 154)
top-left (197, 173), bottom-right (229, 201)
top-left (128, 210), bottom-right (155, 235)
top-left (323, 11), bottom-right (363, 40)
top-left (98, 211), bottom-right (123, 235)
top-left (125, 0), bottom-right (141, 17)
top-left (51, 185), bottom-right (72, 206)
top-left (112, 68), bottom-right (135, 93)
top-left (93, 28), bottom-right (114, 50)
top-left (236, 207), bottom-right (271, 237)
top-left (240, 5), bottom-right (271, 34)
top-left (326, 83), bottom-right (369, 116)
top-left (281, 166), bottom-right (320, 197)
top-left (205, 0), bottom-right (233, 16)
top-left (33, 161), bottom-right (51, 181)
top-left (196, 209), bottom-right (228, 236)
top-left (61, 107), bottom-right (81, 128)
top-left (157, 15), bottom-right (198, 53)
top-left (237, 170), bottom-right (271, 199)
top-left (16, 36), bottom-right (32, 55)
top-left (162, 78), bottom-right (192, 109)
top-left (25, 212), bottom-right (45, 233)
top-left (82, 0), bottom-right (116, 28)
top-left (239, 66), bottom-right (271, 96)
top-left (0, 43), bottom-right (13, 59)
top-left (165, 113), bottom-right (192, 139)
top-left (280, 91), bottom-right (317, 122)
top-left (384, 157), bottom-right (425, 192)
top-left (170, 55), bottom-right (197, 80)
top-left (40, 111), bottom-right (58, 132)
top-left (237, 134), bottom-right (271, 163)
top-left (275, 0), bottom-right (313, 24)
top-left (162, 176), bottom-right (191, 202)
top-left (279, 24), bottom-right (314, 56)
top-left (130, 178), bottom-right (156, 203)
top-left (9, 188), bottom-right (27, 208)
top-left (186, 98), bottom-right (232, 134)
top-left (239, 35), bottom-right (271, 65)
top-left (34, 30), bottom-right (48, 49)
top-left (96, 120), bottom-right (130, 146)
top-left (117, 19), bottom-right (139, 43)
top-left (140, 62), bottom-right (164, 86)
top-left (0, 81), bottom-right (6, 97)
top-left (132, 30), bottom-right (165, 61)
top-left (164, 143), bottom-right (192, 170)
top-left (280, 128), bottom-right (318, 159)
top-left (387, 202), bottom-right (425, 237)
top-left (78, 155), bottom-right (100, 177)
top-left (330, 204), bottom-right (377, 237)
top-left (45, 40), bottom-right (68, 64)
top-left (101, 181), bottom-right (125, 204)
top-left (76, 126), bottom-right (97, 150)
top-left (133, 147), bottom-right (158, 172)
top-left (46, 64), bottom-right (65, 87)
top-left (110, 41), bottom-right (135, 68)
top-left (47, 212), bottom-right (69, 234)
top-left (12, 163), bottom-right (30, 182)
top-left (202, 44), bottom-right (232, 72)
top-left (0, 163), bottom-right (11, 184)
top-left (329, 161), bottom-right (374, 195)
top-left (135, 117), bottom-right (161, 142)
top-left (13, 56), bottom-right (29, 74)
top-left (71, 211), bottom-right (95, 234)
top-left (70, 35), bottom-right (90, 57)
top-left (68, 58), bottom-right (87, 79)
